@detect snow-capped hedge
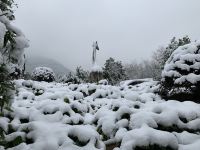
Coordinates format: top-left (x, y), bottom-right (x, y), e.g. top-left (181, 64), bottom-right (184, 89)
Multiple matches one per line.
top-left (32, 67), bottom-right (56, 82)
top-left (1, 79), bottom-right (200, 150)
top-left (160, 41), bottom-right (200, 102)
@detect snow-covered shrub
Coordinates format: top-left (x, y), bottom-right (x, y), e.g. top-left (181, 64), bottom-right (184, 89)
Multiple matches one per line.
top-left (31, 67), bottom-right (55, 82)
top-left (160, 41), bottom-right (200, 102)
top-left (59, 72), bottom-right (81, 84)
top-left (152, 36), bottom-right (191, 80)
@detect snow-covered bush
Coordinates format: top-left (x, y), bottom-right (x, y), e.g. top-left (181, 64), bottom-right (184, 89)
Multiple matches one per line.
top-left (59, 72), bottom-right (80, 84)
top-left (160, 40), bottom-right (200, 102)
top-left (31, 67), bottom-right (56, 82)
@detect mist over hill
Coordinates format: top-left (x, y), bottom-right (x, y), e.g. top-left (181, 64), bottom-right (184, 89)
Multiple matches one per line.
top-left (25, 56), bottom-right (71, 76)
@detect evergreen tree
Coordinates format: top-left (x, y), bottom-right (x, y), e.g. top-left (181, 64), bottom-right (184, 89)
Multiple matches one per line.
top-left (103, 57), bottom-right (127, 85)
top-left (152, 36), bottom-right (191, 80)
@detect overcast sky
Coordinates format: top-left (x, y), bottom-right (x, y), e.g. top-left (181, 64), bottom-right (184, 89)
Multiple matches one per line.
top-left (14, 0), bottom-right (200, 71)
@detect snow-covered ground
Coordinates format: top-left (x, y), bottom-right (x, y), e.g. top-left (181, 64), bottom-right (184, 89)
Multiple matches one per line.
top-left (0, 79), bottom-right (200, 150)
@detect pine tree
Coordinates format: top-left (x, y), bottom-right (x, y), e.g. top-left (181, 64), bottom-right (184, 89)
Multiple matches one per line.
top-left (152, 36), bottom-right (191, 80)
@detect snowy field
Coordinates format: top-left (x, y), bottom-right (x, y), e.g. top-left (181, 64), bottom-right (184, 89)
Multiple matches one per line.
top-left (0, 79), bottom-right (200, 150)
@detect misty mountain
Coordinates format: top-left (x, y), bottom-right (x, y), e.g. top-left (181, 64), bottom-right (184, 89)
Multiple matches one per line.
top-left (25, 56), bottom-right (71, 76)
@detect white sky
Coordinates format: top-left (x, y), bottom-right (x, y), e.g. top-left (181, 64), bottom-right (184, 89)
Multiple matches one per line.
top-left (14, 0), bottom-right (200, 70)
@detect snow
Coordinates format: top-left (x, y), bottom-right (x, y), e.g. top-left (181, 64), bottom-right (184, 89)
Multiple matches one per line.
top-left (0, 117), bottom-right (10, 132)
top-left (0, 21), bottom-right (6, 49)
top-left (1, 79), bottom-right (200, 150)
top-left (91, 63), bottom-right (103, 72)
top-left (120, 78), bottom-right (153, 87)
top-left (175, 73), bottom-right (200, 84)
top-left (98, 79), bottom-right (108, 85)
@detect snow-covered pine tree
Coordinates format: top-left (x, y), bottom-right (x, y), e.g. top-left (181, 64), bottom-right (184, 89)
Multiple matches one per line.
top-left (160, 40), bottom-right (200, 102)
top-left (0, 0), bottom-right (29, 79)
top-left (103, 57), bottom-right (127, 85)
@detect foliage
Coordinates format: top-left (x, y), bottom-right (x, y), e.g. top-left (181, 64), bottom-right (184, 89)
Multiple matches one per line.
top-left (0, 64), bottom-right (14, 113)
top-left (103, 57), bottom-right (127, 85)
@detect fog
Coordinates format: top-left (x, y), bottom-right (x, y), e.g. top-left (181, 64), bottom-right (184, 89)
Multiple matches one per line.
top-left (14, 0), bottom-right (200, 70)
